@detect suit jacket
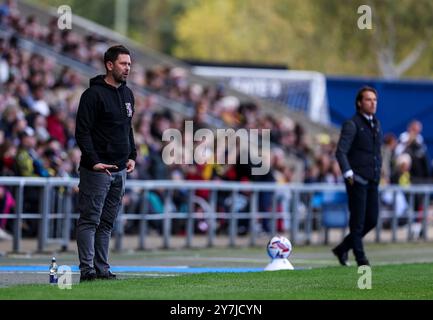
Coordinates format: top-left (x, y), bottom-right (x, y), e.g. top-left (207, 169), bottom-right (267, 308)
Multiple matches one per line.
top-left (336, 112), bottom-right (383, 183)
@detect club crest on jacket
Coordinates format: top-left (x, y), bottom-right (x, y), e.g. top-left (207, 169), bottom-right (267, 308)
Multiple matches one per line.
top-left (125, 102), bottom-right (133, 117)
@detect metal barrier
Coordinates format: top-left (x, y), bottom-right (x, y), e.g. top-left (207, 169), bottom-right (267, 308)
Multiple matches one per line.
top-left (0, 177), bottom-right (432, 252)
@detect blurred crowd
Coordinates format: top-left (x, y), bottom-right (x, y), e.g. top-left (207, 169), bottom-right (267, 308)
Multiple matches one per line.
top-left (0, 0), bottom-right (321, 185)
top-left (1, 0), bottom-right (432, 239)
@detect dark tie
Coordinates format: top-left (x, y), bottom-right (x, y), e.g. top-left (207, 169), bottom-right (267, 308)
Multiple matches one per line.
top-left (368, 118), bottom-right (374, 128)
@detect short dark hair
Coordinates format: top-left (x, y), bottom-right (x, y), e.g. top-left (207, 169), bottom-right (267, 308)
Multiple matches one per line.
top-left (103, 45), bottom-right (130, 70)
top-left (355, 86), bottom-right (377, 110)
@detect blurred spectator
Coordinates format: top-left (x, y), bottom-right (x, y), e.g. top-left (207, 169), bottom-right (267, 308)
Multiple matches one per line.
top-left (15, 82), bottom-right (35, 111)
top-left (391, 153), bottom-right (412, 186)
top-left (0, 137), bottom-right (16, 176)
top-left (395, 120), bottom-right (430, 184)
top-left (394, 121), bottom-right (430, 231)
top-left (0, 185), bottom-right (14, 240)
top-left (381, 132), bottom-right (398, 183)
top-left (0, 38), bottom-right (9, 83)
top-left (22, 15), bottom-right (44, 40)
top-left (0, 0), bottom-right (18, 25)
top-left (30, 85), bottom-right (50, 116)
top-left (67, 147), bottom-right (81, 178)
top-left (381, 153), bottom-right (412, 229)
top-left (47, 107), bottom-right (67, 146)
top-left (214, 96), bottom-right (241, 126)
top-left (15, 126), bottom-right (49, 177)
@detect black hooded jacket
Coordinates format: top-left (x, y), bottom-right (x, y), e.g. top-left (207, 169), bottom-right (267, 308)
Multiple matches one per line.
top-left (75, 75), bottom-right (137, 171)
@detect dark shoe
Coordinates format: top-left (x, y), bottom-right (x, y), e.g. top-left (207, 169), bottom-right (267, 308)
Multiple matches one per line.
top-left (332, 248), bottom-right (350, 266)
top-left (96, 271), bottom-right (117, 280)
top-left (357, 259), bottom-right (370, 266)
top-left (80, 272), bottom-right (97, 282)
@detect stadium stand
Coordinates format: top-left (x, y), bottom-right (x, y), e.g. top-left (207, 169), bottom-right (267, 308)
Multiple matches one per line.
top-left (1, 0), bottom-right (431, 245)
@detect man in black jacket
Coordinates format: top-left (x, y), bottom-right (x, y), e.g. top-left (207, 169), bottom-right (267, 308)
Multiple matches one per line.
top-left (333, 86), bottom-right (382, 267)
top-left (75, 45), bottom-right (137, 281)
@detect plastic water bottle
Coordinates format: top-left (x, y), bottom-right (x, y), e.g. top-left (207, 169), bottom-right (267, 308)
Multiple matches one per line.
top-left (49, 257), bottom-right (58, 285)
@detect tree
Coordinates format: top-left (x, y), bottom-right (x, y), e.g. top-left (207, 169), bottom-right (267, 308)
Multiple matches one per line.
top-left (34, 0), bottom-right (115, 30)
top-left (31, 0), bottom-right (433, 78)
top-left (174, 0), bottom-right (433, 78)
top-left (129, 0), bottom-right (197, 53)
top-left (31, 0), bottom-right (194, 54)
top-left (317, 0), bottom-right (433, 79)
top-left (174, 0), bottom-right (316, 65)
top-left (368, 0), bottom-right (433, 78)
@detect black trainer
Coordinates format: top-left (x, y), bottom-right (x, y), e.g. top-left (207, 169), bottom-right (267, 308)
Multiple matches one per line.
top-left (332, 248), bottom-right (350, 266)
top-left (80, 272), bottom-right (97, 282)
top-left (96, 271), bottom-right (117, 280)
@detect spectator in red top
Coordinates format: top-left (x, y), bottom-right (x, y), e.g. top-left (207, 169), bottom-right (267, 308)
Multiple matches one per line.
top-left (47, 106), bottom-right (67, 146)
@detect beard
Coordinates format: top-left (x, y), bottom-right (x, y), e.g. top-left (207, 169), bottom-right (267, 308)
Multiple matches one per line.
top-left (113, 69), bottom-right (127, 83)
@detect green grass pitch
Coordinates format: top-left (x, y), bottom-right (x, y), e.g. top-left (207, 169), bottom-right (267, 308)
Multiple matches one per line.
top-left (1, 242), bottom-right (433, 299)
top-left (1, 264), bottom-right (433, 299)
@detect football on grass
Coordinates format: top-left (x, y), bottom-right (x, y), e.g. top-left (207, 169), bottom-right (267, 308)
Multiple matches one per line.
top-left (267, 235), bottom-right (292, 259)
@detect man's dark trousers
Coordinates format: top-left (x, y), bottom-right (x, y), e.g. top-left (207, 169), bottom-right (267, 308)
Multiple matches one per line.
top-left (76, 167), bottom-right (126, 276)
top-left (335, 178), bottom-right (379, 263)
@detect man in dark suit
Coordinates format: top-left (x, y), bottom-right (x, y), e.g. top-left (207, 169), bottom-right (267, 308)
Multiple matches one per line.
top-left (333, 86), bottom-right (382, 266)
